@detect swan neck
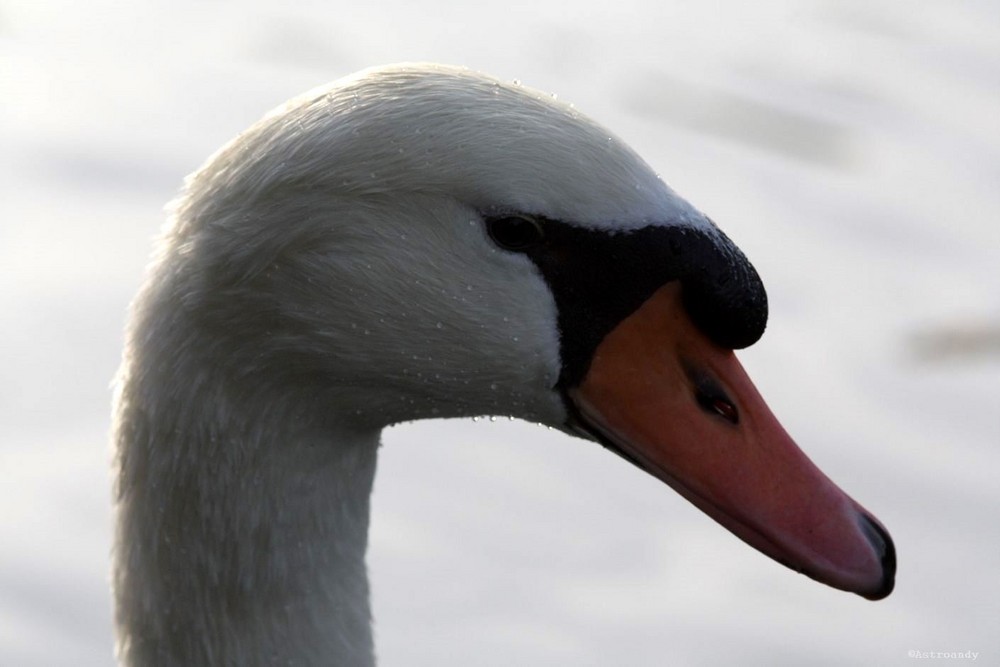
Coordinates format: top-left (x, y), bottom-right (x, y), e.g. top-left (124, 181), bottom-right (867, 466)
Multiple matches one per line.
top-left (113, 365), bottom-right (380, 666)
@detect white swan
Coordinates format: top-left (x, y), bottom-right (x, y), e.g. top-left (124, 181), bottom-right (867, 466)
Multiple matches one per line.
top-left (113, 63), bottom-right (895, 665)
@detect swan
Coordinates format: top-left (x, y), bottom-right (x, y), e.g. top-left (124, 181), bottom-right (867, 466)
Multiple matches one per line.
top-left (112, 63), bottom-right (895, 665)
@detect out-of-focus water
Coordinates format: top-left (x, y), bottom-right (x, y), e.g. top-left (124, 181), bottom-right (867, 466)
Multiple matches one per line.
top-left (2, 0), bottom-right (998, 664)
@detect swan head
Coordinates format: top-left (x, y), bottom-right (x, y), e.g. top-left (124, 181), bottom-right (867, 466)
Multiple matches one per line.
top-left (150, 63), bottom-right (893, 600)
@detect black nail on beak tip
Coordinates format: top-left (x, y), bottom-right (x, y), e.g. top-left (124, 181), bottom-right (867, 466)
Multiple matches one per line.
top-left (858, 513), bottom-right (897, 600)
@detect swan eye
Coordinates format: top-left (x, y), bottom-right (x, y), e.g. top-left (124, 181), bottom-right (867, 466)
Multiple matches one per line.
top-left (486, 215), bottom-right (545, 251)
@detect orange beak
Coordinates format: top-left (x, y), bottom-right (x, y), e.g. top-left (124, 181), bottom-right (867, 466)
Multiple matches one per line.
top-left (568, 283), bottom-right (895, 599)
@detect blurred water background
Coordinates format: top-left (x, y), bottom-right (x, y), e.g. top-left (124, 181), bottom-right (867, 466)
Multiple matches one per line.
top-left (1, 0), bottom-right (998, 664)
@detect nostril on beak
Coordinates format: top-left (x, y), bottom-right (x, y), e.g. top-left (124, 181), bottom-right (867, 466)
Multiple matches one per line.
top-left (858, 513), bottom-right (897, 600)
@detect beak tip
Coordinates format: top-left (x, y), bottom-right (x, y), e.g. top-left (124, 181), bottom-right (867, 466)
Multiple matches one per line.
top-left (857, 512), bottom-right (897, 600)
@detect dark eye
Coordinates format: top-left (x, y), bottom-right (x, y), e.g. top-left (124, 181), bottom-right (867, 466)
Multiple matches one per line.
top-left (486, 215), bottom-right (544, 251)
top-left (695, 384), bottom-right (739, 425)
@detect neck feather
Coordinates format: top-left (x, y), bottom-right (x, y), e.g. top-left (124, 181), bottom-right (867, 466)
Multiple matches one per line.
top-left (113, 344), bottom-right (379, 666)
